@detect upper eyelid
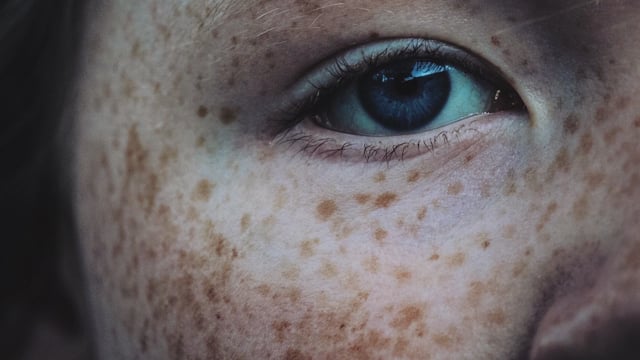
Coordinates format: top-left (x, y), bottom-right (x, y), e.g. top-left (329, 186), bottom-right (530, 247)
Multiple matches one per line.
top-left (286, 38), bottom-right (501, 89)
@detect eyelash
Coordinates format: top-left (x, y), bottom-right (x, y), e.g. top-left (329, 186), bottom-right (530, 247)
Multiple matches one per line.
top-left (269, 39), bottom-right (522, 163)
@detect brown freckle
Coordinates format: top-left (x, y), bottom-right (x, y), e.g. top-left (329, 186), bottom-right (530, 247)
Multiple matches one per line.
top-left (282, 266), bottom-right (300, 281)
top-left (197, 105), bottom-right (209, 118)
top-left (417, 206), bottom-right (427, 221)
top-left (284, 348), bottom-right (310, 360)
top-left (478, 233), bottom-right (491, 250)
top-left (464, 153), bottom-right (475, 164)
top-left (446, 252), bottom-right (466, 268)
top-left (485, 309), bottom-right (506, 325)
top-left (374, 227), bottom-right (388, 243)
top-left (390, 305), bottom-right (423, 330)
top-left (230, 36), bottom-right (238, 45)
top-left (550, 147), bottom-right (570, 176)
top-left (272, 321), bottom-right (291, 343)
top-left (502, 224), bottom-right (516, 239)
top-left (316, 199), bottom-right (337, 221)
top-left (572, 194), bottom-right (589, 221)
top-left (192, 179), bottom-right (214, 202)
top-left (490, 35), bottom-right (501, 47)
top-left (373, 172), bottom-right (386, 183)
top-left (374, 192), bottom-right (398, 209)
top-left (579, 132), bottom-right (593, 154)
top-left (219, 106), bottom-right (237, 125)
top-left (393, 267), bottom-right (412, 283)
top-left (429, 253), bottom-right (440, 261)
top-left (354, 193), bottom-right (371, 205)
top-left (603, 127), bottom-right (621, 145)
top-left (447, 181), bottom-right (464, 196)
top-left (634, 116), bottom-right (640, 128)
top-left (595, 107), bottom-right (606, 124)
top-left (407, 170), bottom-right (420, 183)
top-left (369, 31), bottom-right (380, 39)
top-left (503, 168), bottom-right (517, 196)
top-left (563, 113), bottom-right (579, 135)
top-left (363, 255), bottom-right (379, 273)
top-left (585, 172), bottom-right (605, 189)
top-left (320, 261), bottom-right (338, 278)
top-left (240, 213), bottom-right (251, 232)
top-left (512, 259), bottom-right (528, 277)
top-left (536, 201), bottom-right (558, 233)
top-left (300, 238), bottom-right (319, 258)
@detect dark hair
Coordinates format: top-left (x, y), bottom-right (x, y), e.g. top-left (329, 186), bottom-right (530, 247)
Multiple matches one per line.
top-left (0, 0), bottom-right (89, 358)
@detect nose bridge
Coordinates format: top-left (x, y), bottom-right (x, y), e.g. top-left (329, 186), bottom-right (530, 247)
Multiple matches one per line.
top-left (530, 237), bottom-right (640, 359)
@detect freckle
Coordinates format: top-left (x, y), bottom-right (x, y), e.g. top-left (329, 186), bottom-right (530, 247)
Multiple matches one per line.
top-left (369, 31), bottom-right (380, 39)
top-left (595, 107), bottom-right (606, 124)
top-left (231, 57), bottom-right (240, 68)
top-left (390, 305), bottom-right (423, 330)
top-left (219, 106), bottom-right (237, 125)
top-left (354, 193), bottom-right (371, 205)
top-left (446, 252), bottom-right (466, 268)
top-left (536, 201), bottom-right (558, 233)
top-left (374, 228), bottom-right (388, 243)
top-left (478, 233), bottom-right (491, 250)
top-left (320, 261), bottom-right (338, 278)
top-left (196, 105), bottom-right (209, 118)
top-left (447, 182), bottom-right (464, 196)
top-left (373, 172), bottom-right (386, 183)
top-left (230, 36), bottom-right (238, 45)
top-left (374, 192), bottom-right (398, 209)
top-left (429, 253), bottom-right (440, 261)
top-left (579, 132), bottom-right (593, 154)
top-left (480, 182), bottom-right (491, 198)
top-left (563, 113), bottom-right (579, 135)
top-left (284, 348), bottom-right (309, 360)
top-left (585, 172), bottom-right (605, 189)
top-left (572, 193), bottom-right (589, 221)
top-left (192, 179), bottom-right (214, 201)
top-left (503, 169), bottom-right (517, 196)
top-left (363, 255), bottom-right (379, 273)
top-left (417, 206), bottom-right (427, 221)
top-left (240, 213), bottom-right (251, 232)
top-left (552, 147), bottom-right (570, 173)
top-left (393, 267), bottom-right (412, 283)
top-left (634, 117), bottom-right (640, 128)
top-left (256, 284), bottom-right (271, 296)
top-left (463, 153), bottom-right (475, 164)
top-left (502, 224), bottom-right (516, 239)
top-left (316, 199), bottom-right (337, 221)
top-left (485, 309), bottom-right (506, 326)
top-left (282, 265), bottom-right (300, 280)
top-left (272, 321), bottom-right (291, 343)
top-left (603, 127), bottom-right (620, 145)
top-left (299, 238), bottom-right (319, 258)
top-left (490, 35), bottom-right (501, 47)
top-left (512, 260), bottom-right (528, 277)
top-left (407, 170), bottom-right (420, 183)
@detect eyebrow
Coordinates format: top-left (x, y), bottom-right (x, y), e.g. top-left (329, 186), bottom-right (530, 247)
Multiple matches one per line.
top-left (210, 0), bottom-right (603, 28)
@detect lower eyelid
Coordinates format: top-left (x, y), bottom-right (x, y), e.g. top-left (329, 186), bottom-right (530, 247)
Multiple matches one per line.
top-left (273, 111), bottom-right (526, 164)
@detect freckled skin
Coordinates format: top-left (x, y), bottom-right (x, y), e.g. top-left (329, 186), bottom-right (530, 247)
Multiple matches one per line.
top-left (73, 0), bottom-right (640, 359)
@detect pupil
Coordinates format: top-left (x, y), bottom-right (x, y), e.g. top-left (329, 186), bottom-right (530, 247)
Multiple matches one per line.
top-left (358, 60), bottom-right (451, 132)
top-left (395, 78), bottom-right (419, 97)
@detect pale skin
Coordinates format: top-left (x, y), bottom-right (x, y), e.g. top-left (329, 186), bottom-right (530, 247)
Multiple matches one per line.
top-left (72, 0), bottom-right (640, 359)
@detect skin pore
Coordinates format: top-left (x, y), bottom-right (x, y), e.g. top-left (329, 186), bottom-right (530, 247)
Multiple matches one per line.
top-left (72, 0), bottom-right (640, 359)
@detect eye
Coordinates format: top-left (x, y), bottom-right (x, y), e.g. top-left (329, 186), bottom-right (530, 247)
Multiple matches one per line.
top-left (272, 39), bottom-right (526, 161)
top-left (319, 59), bottom-right (511, 136)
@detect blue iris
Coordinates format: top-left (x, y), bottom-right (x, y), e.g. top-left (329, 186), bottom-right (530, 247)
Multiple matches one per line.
top-left (357, 60), bottom-right (451, 132)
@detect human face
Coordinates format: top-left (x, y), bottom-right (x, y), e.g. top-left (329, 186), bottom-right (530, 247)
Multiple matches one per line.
top-left (73, 0), bottom-right (640, 358)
